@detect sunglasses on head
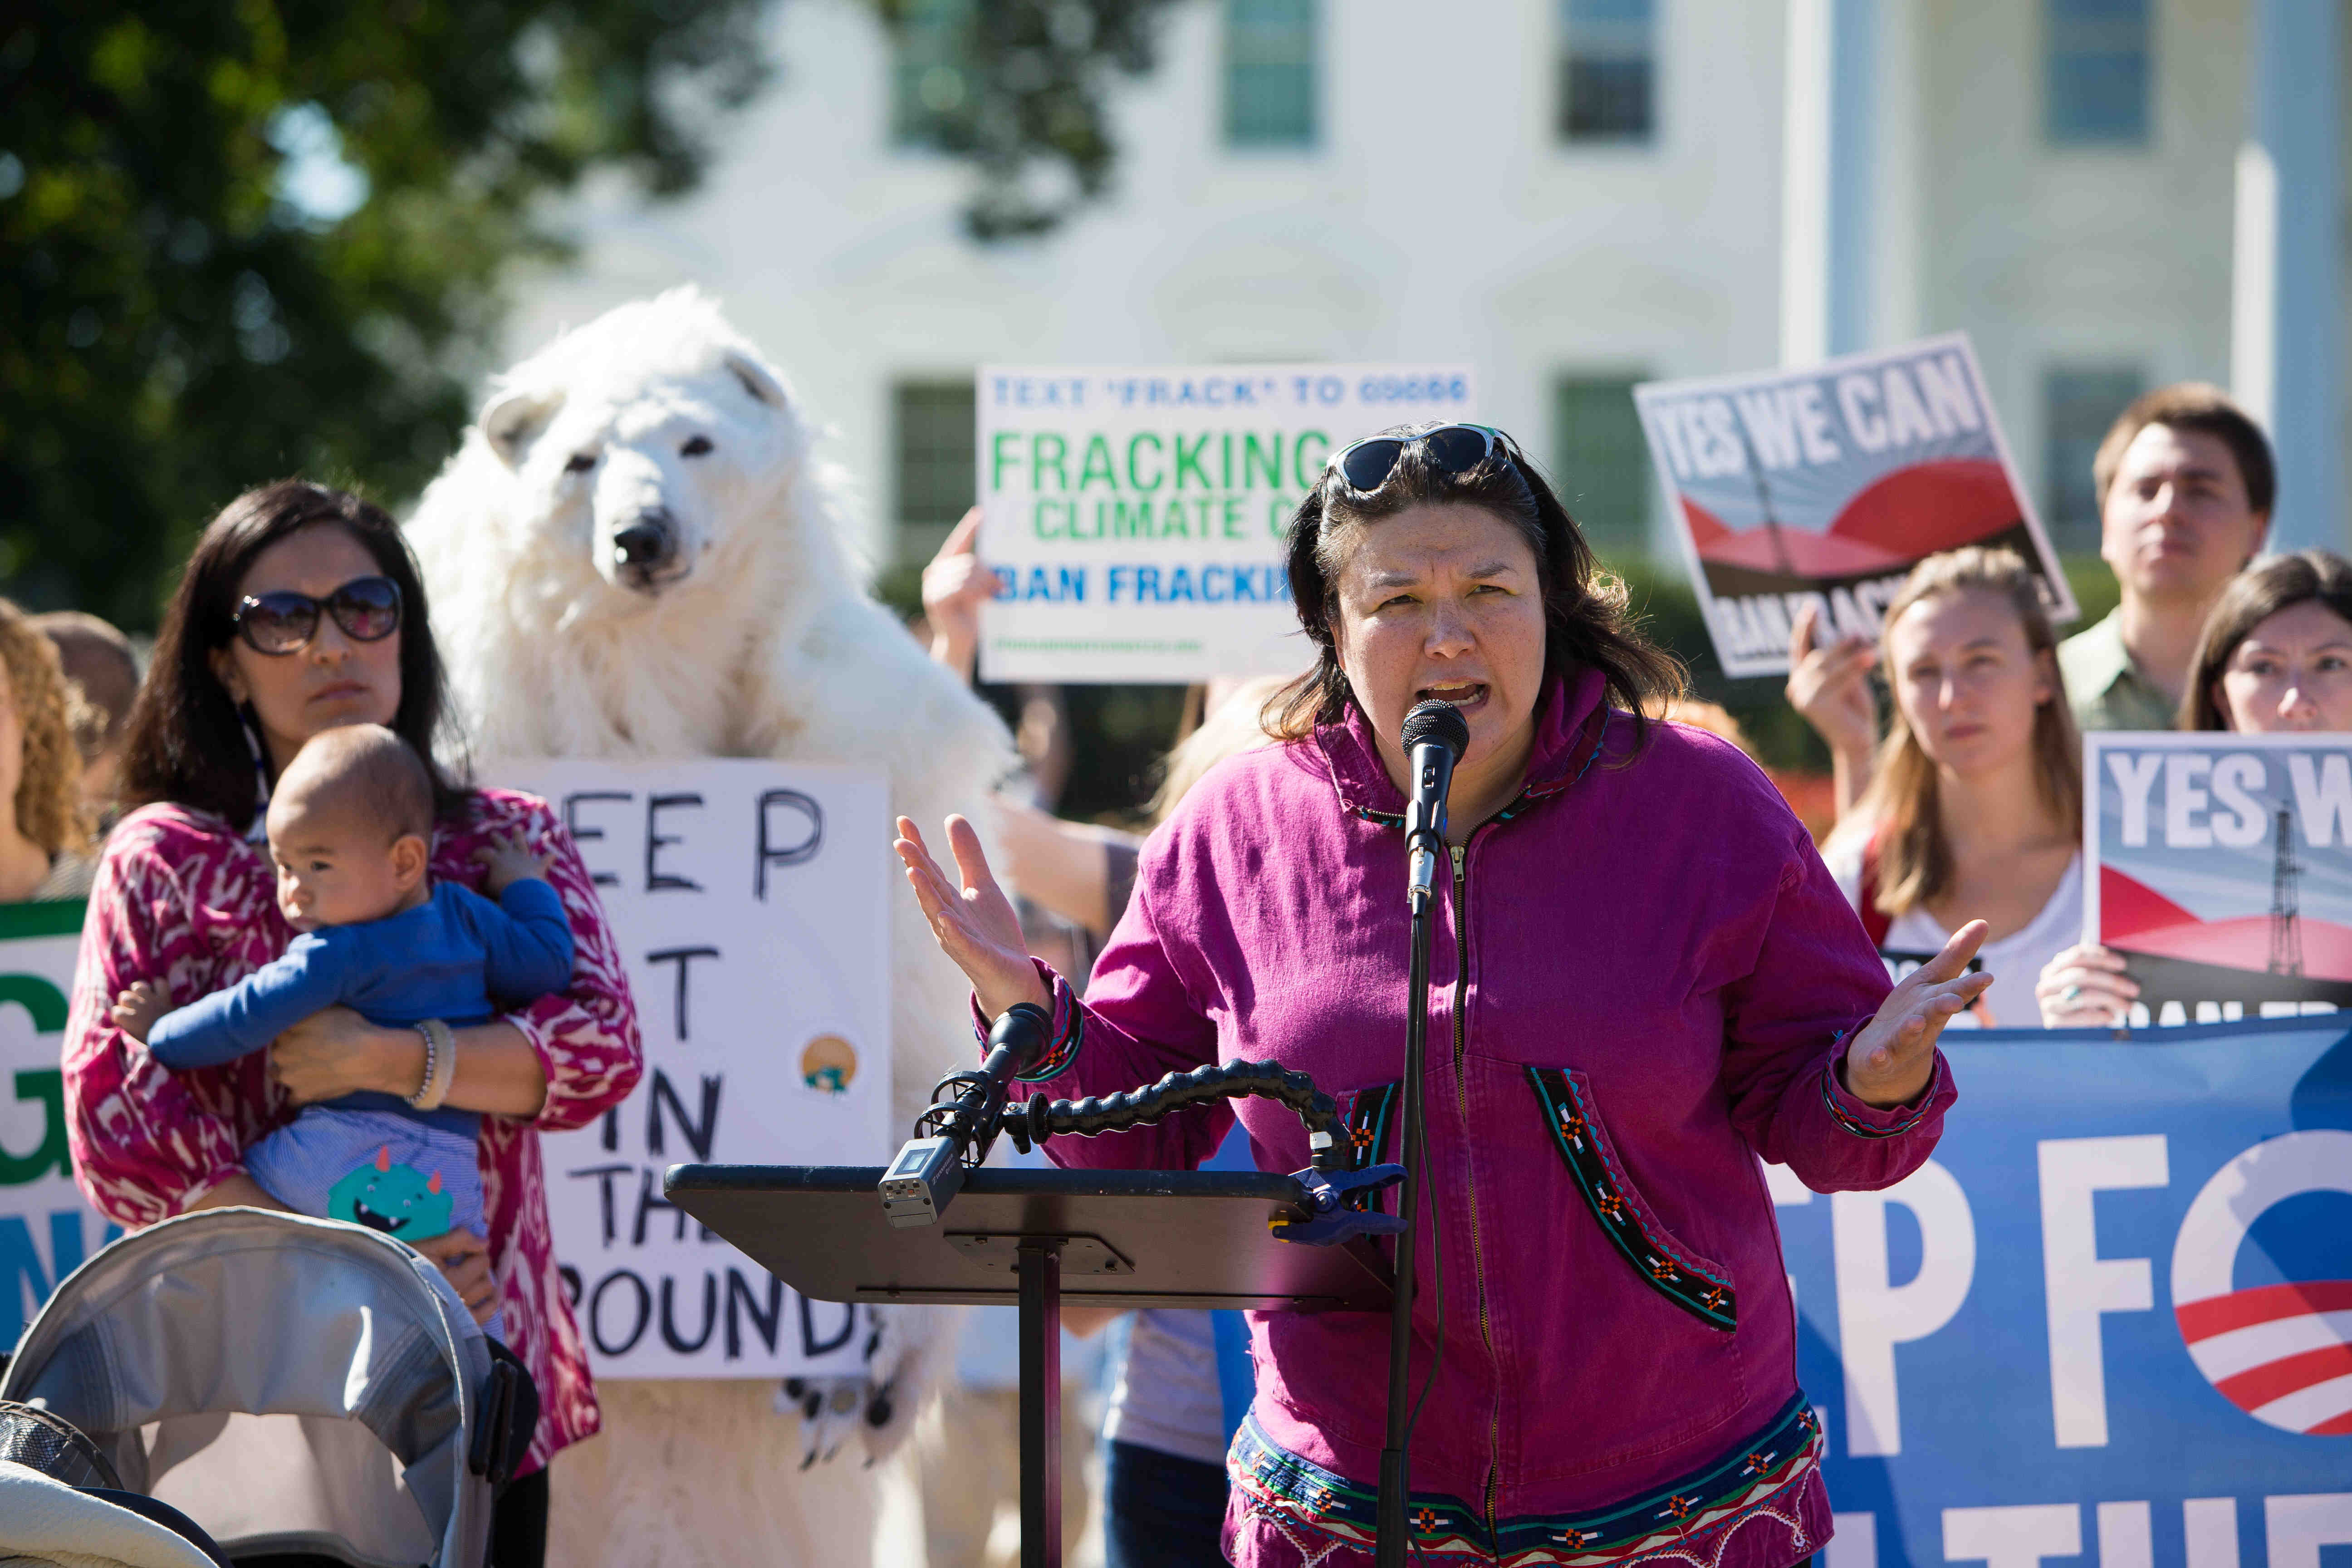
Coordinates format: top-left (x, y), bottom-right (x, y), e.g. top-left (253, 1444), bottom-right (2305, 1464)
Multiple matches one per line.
top-left (231, 576), bottom-right (403, 656)
top-left (1325, 423), bottom-right (1523, 494)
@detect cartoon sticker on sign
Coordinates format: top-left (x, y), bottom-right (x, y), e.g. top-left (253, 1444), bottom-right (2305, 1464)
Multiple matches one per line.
top-left (800, 1034), bottom-right (856, 1095)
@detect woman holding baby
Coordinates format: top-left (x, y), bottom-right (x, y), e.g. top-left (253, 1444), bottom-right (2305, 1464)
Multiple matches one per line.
top-left (61, 480), bottom-right (644, 1566)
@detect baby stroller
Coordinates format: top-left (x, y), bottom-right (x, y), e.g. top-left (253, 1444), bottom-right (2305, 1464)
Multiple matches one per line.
top-left (0, 1208), bottom-right (536, 1568)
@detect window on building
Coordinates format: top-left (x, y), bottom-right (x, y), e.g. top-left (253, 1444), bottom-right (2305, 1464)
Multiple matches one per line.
top-left (889, 0), bottom-right (977, 149)
top-left (1225, 0), bottom-right (1317, 148)
top-left (1558, 0), bottom-right (1656, 143)
top-left (1551, 376), bottom-right (1652, 557)
top-left (893, 379), bottom-right (976, 564)
top-left (2044, 0), bottom-right (2150, 147)
top-left (2043, 367), bottom-right (2145, 553)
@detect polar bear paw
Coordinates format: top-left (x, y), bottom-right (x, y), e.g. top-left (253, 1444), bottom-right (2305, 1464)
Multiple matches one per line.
top-left (773, 1302), bottom-right (939, 1468)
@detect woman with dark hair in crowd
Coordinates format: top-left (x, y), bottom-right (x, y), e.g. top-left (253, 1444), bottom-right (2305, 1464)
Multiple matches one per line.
top-left (62, 480), bottom-right (642, 1566)
top-left (1813, 547), bottom-right (2084, 1029)
top-left (897, 422), bottom-right (1987, 1568)
top-left (2038, 549), bottom-right (2352, 1026)
top-left (2178, 549), bottom-right (2352, 732)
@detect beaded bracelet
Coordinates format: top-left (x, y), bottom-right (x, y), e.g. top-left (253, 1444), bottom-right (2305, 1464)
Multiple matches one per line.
top-left (408, 1018), bottom-right (457, 1111)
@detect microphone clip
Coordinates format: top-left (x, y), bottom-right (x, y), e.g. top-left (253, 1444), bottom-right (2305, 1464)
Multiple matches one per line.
top-left (1270, 1163), bottom-right (1409, 1247)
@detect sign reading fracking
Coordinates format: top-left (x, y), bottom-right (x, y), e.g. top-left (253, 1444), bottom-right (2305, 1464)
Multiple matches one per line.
top-left (976, 365), bottom-right (1476, 683)
top-left (1634, 334), bottom-right (2075, 678)
top-left (2087, 732), bottom-right (2352, 1019)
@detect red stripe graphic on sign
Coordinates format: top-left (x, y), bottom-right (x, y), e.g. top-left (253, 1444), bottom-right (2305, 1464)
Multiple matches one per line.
top-left (2176, 1280), bottom-right (2352, 1342)
top-left (2212, 1343), bottom-right (2352, 1411)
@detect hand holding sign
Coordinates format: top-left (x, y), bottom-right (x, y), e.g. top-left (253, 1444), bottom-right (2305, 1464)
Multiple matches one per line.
top-left (1845, 919), bottom-right (1991, 1107)
top-left (1785, 603), bottom-right (1879, 757)
top-left (2034, 942), bottom-right (2138, 1028)
top-left (921, 507), bottom-right (995, 683)
top-left (894, 813), bottom-right (1049, 1020)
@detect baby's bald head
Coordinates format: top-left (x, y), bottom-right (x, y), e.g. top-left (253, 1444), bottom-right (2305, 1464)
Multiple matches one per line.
top-left (265, 725), bottom-right (436, 928)
top-left (274, 724), bottom-right (434, 841)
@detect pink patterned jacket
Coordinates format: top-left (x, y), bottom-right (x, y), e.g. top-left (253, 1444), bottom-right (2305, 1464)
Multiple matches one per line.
top-left (63, 789), bottom-right (643, 1472)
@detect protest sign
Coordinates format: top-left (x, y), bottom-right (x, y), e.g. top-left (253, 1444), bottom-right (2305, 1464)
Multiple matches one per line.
top-left (1772, 1016), bottom-right (2352, 1568)
top-left (0, 901), bottom-right (119, 1349)
top-left (493, 759), bottom-right (891, 1380)
top-left (1635, 334), bottom-right (2074, 678)
top-left (2085, 732), bottom-right (2352, 1023)
top-left (976, 364), bottom-right (1476, 683)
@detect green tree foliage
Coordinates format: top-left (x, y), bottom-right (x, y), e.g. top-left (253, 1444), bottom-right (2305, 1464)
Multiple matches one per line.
top-left (0, 3), bottom-right (769, 627)
top-left (879, 0), bottom-right (1178, 240)
top-left (1, 2), bottom-right (1174, 628)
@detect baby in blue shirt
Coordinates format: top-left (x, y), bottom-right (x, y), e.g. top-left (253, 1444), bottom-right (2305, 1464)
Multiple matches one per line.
top-left (113, 725), bottom-right (572, 1337)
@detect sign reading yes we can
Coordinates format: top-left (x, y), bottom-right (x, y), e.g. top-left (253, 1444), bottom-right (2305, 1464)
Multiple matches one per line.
top-left (0, 901), bottom-right (120, 1349)
top-left (1634, 334), bottom-right (2074, 678)
top-left (978, 365), bottom-right (1476, 683)
top-left (492, 759), bottom-right (891, 1380)
top-left (2087, 731), bottom-right (2352, 1022)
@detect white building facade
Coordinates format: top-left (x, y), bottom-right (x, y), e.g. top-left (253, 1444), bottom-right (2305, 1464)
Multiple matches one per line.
top-left (504, 0), bottom-right (2349, 573)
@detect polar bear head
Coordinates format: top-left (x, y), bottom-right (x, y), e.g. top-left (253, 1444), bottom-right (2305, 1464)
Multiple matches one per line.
top-left (465, 288), bottom-right (826, 602)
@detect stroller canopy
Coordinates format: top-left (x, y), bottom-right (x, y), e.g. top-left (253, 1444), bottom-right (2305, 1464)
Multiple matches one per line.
top-left (0, 1209), bottom-right (504, 1568)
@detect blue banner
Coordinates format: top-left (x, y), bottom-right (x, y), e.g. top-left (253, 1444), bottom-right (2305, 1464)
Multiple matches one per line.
top-left (1772, 1016), bottom-right (2352, 1568)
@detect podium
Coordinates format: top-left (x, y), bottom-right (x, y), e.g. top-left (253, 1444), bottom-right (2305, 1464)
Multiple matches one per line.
top-left (665, 1162), bottom-right (1392, 1568)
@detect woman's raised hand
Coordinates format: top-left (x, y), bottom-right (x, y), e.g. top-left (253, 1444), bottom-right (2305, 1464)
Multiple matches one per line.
top-left (1845, 920), bottom-right (1993, 1107)
top-left (2035, 943), bottom-right (2138, 1028)
top-left (894, 814), bottom-right (1050, 1019)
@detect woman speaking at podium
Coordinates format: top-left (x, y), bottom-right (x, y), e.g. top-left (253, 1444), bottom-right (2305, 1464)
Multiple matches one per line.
top-left (897, 424), bottom-right (1990, 1568)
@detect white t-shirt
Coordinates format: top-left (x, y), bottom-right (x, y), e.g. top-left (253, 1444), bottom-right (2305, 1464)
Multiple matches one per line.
top-left (1102, 1308), bottom-right (1227, 1465)
top-left (1820, 820), bottom-right (2082, 1030)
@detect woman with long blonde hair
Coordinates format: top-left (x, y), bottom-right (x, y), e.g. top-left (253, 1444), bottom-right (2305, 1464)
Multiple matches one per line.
top-left (1820, 547), bottom-right (2082, 1027)
top-left (0, 597), bottom-right (93, 900)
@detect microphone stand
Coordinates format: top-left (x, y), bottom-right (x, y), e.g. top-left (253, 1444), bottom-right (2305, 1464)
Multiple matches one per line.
top-left (1377, 718), bottom-right (1458, 1567)
top-left (1375, 867), bottom-right (1438, 1565)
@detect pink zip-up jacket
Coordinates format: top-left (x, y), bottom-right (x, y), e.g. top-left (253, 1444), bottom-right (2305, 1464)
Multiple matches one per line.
top-left (1013, 670), bottom-right (1955, 1568)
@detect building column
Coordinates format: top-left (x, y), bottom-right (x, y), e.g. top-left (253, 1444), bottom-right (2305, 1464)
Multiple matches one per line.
top-left (2231, 0), bottom-right (2345, 551)
top-left (1780, 0), bottom-right (1877, 365)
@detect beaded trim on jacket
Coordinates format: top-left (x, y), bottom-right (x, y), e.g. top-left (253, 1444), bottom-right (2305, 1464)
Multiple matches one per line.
top-left (1228, 1394), bottom-right (1826, 1567)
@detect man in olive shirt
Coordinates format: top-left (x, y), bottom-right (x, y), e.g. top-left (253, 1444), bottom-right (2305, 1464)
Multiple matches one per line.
top-left (2058, 384), bottom-right (2274, 731)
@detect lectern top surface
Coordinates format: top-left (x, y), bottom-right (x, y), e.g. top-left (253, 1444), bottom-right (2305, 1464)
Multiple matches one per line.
top-left (664, 1162), bottom-right (1392, 1312)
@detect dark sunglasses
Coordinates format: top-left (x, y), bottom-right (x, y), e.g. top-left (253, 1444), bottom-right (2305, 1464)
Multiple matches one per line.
top-left (231, 576), bottom-right (403, 655)
top-left (1326, 423), bottom-right (1522, 494)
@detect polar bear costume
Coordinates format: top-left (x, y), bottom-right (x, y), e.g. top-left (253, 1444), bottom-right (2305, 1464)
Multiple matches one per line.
top-left (406, 289), bottom-right (1014, 1566)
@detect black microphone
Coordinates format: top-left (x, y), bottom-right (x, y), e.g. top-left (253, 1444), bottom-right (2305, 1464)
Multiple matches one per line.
top-left (878, 1002), bottom-right (1052, 1227)
top-left (1400, 700), bottom-right (1470, 911)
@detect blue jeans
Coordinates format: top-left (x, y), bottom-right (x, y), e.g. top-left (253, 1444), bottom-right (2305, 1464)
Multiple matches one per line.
top-left (1105, 1439), bottom-right (1229, 1568)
